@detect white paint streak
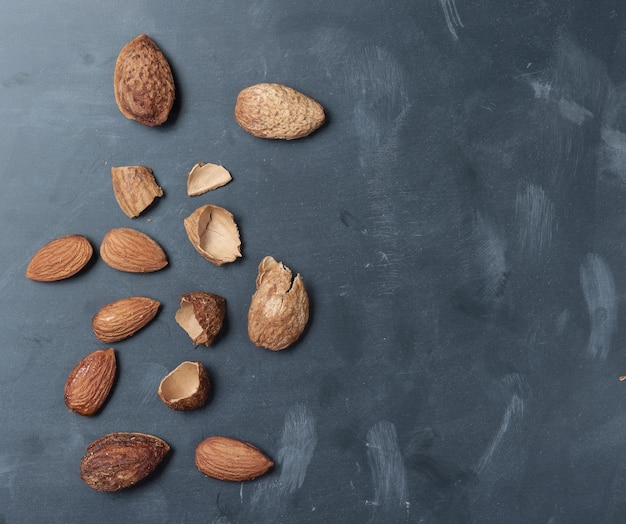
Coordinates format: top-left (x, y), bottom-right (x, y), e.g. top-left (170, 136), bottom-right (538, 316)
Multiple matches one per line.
top-left (599, 127), bottom-right (626, 184)
top-left (558, 98), bottom-right (593, 125)
top-left (530, 80), bottom-right (552, 100)
top-left (515, 183), bottom-right (556, 257)
top-left (472, 213), bottom-right (507, 300)
top-left (579, 253), bottom-right (617, 359)
top-left (277, 405), bottom-right (317, 493)
top-left (366, 420), bottom-right (408, 508)
top-left (438, 0), bottom-right (464, 41)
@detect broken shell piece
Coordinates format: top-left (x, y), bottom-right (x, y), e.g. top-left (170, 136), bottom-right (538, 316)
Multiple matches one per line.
top-left (187, 162), bottom-right (232, 197)
top-left (111, 166), bottom-right (163, 218)
top-left (183, 205), bottom-right (241, 266)
top-left (158, 361), bottom-right (211, 411)
top-left (175, 292), bottom-right (226, 346)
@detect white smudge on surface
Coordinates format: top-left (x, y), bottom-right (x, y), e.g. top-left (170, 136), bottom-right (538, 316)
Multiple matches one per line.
top-left (366, 420), bottom-right (409, 509)
top-left (599, 127), bottom-right (626, 184)
top-left (558, 98), bottom-right (594, 126)
top-left (438, 0), bottom-right (464, 41)
top-left (579, 253), bottom-right (617, 360)
top-left (278, 404), bottom-right (318, 493)
top-left (515, 183), bottom-right (556, 258)
top-left (471, 212), bottom-right (508, 301)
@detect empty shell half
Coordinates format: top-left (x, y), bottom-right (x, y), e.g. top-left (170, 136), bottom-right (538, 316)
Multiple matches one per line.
top-left (175, 292), bottom-right (226, 346)
top-left (157, 361), bottom-right (211, 411)
top-left (183, 205), bottom-right (241, 266)
top-left (187, 162), bottom-right (232, 196)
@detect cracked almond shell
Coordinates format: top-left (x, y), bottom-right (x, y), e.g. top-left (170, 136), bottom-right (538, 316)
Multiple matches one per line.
top-left (175, 292), bottom-right (226, 346)
top-left (248, 256), bottom-right (309, 350)
top-left (183, 205), bottom-right (241, 266)
top-left (25, 234), bottom-right (93, 282)
top-left (64, 348), bottom-right (116, 416)
top-left (100, 227), bottom-right (168, 273)
top-left (80, 432), bottom-right (170, 492)
top-left (111, 165), bottom-right (163, 218)
top-left (187, 162), bottom-right (232, 196)
top-left (114, 34), bottom-right (175, 127)
top-left (92, 296), bottom-right (160, 343)
top-left (157, 361), bottom-right (211, 411)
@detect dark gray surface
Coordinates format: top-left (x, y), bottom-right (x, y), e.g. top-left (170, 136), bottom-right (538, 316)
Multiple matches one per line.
top-left (2, 1), bottom-right (626, 522)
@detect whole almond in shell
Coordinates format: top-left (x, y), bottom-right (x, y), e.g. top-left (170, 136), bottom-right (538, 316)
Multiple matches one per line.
top-left (175, 292), bottom-right (226, 346)
top-left (183, 205), bottom-right (241, 266)
top-left (100, 227), bottom-right (167, 273)
top-left (248, 256), bottom-right (309, 350)
top-left (64, 348), bottom-right (116, 416)
top-left (114, 34), bottom-right (175, 127)
top-left (234, 83), bottom-right (325, 140)
top-left (111, 165), bottom-right (163, 218)
top-left (158, 361), bottom-right (211, 411)
top-left (92, 296), bottom-right (160, 343)
top-left (80, 432), bottom-right (170, 492)
top-left (25, 234), bottom-right (93, 282)
top-left (195, 436), bottom-right (274, 482)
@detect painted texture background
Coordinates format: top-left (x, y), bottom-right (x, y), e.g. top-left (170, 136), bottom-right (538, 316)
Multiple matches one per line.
top-left (1, 1), bottom-right (626, 522)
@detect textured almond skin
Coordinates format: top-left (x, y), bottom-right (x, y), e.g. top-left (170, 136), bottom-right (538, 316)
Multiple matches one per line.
top-left (111, 166), bottom-right (163, 218)
top-left (248, 256), bottom-right (309, 350)
top-left (92, 296), bottom-right (160, 343)
top-left (157, 361), bottom-right (211, 411)
top-left (183, 205), bottom-right (241, 266)
top-left (175, 292), bottom-right (226, 346)
top-left (100, 227), bottom-right (167, 273)
top-left (235, 83), bottom-right (325, 139)
top-left (64, 348), bottom-right (116, 416)
top-left (25, 234), bottom-right (93, 282)
top-left (195, 436), bottom-right (273, 482)
top-left (80, 432), bottom-right (170, 492)
top-left (114, 34), bottom-right (175, 127)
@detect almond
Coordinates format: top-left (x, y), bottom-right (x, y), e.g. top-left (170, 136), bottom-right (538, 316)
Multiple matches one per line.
top-left (157, 361), bottom-right (211, 411)
top-left (64, 348), bottom-right (116, 416)
top-left (80, 432), bottom-right (170, 491)
top-left (100, 227), bottom-right (167, 273)
top-left (195, 436), bottom-right (274, 482)
top-left (92, 296), bottom-right (160, 343)
top-left (111, 165), bottom-right (163, 218)
top-left (187, 162), bottom-right (232, 196)
top-left (113, 34), bottom-right (175, 127)
top-left (234, 83), bottom-right (325, 140)
top-left (183, 205), bottom-right (241, 266)
top-left (175, 292), bottom-right (226, 346)
top-left (248, 256), bottom-right (309, 350)
top-left (25, 234), bottom-right (93, 282)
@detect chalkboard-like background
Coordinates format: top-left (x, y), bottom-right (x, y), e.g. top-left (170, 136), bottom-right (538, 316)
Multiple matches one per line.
top-left (2, 1), bottom-right (626, 522)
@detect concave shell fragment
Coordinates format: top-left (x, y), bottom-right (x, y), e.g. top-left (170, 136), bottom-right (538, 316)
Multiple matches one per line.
top-left (175, 292), bottom-right (226, 346)
top-left (187, 162), bottom-right (232, 196)
top-left (183, 205), bottom-right (241, 266)
top-left (111, 165), bottom-right (163, 218)
top-left (157, 361), bottom-right (211, 411)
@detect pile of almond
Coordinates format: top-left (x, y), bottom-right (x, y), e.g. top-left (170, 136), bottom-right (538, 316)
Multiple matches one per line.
top-left (25, 33), bottom-right (323, 492)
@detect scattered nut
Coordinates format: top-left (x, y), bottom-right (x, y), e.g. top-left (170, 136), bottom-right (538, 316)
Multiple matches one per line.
top-left (92, 296), bottom-right (160, 343)
top-left (111, 166), bottom-right (163, 218)
top-left (195, 436), bottom-right (274, 482)
top-left (187, 162), bottom-right (232, 197)
top-left (25, 234), bottom-right (93, 282)
top-left (234, 83), bottom-right (325, 140)
top-left (248, 256), bottom-right (309, 350)
top-left (175, 292), bottom-right (226, 346)
top-left (80, 432), bottom-right (170, 491)
top-left (157, 361), bottom-right (211, 411)
top-left (100, 227), bottom-right (168, 273)
top-left (64, 348), bottom-right (116, 416)
top-left (183, 205), bottom-right (241, 266)
top-left (113, 34), bottom-right (175, 127)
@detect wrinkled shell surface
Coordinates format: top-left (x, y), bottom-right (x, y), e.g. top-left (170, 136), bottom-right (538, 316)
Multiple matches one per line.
top-left (158, 361), bottom-right (210, 411)
top-left (234, 83), bottom-right (325, 140)
top-left (111, 165), bottom-right (163, 218)
top-left (100, 227), bottom-right (168, 273)
top-left (175, 292), bottom-right (226, 346)
top-left (25, 234), bottom-right (93, 282)
top-left (114, 34), bottom-right (175, 127)
top-left (80, 432), bottom-right (170, 492)
top-left (92, 296), bottom-right (160, 343)
top-left (248, 256), bottom-right (309, 350)
top-left (195, 436), bottom-right (274, 482)
top-left (187, 162), bottom-right (232, 196)
top-left (183, 205), bottom-right (241, 266)
top-left (64, 348), bottom-right (116, 416)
